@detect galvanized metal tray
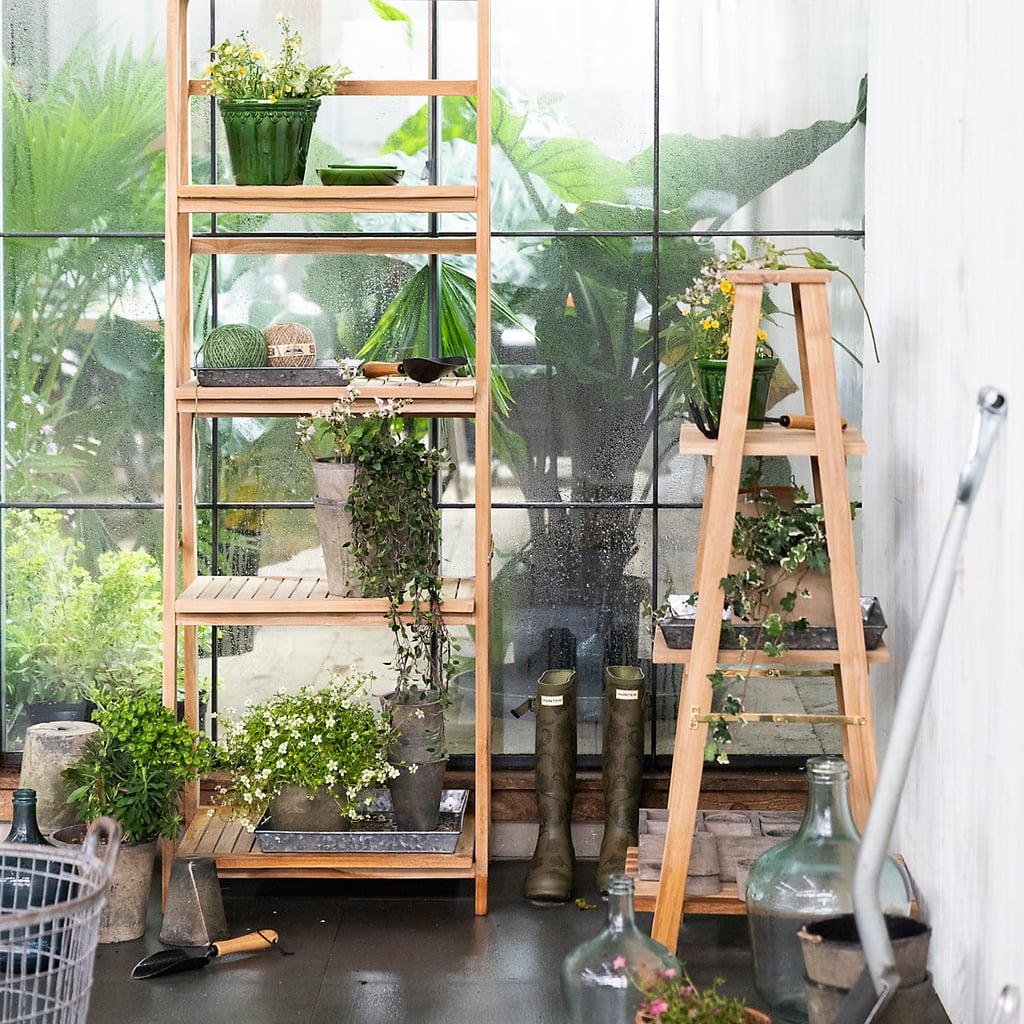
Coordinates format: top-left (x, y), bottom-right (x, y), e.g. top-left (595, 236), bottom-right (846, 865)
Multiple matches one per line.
top-left (194, 360), bottom-right (352, 387)
top-left (659, 596), bottom-right (887, 650)
top-left (254, 789), bottom-right (468, 854)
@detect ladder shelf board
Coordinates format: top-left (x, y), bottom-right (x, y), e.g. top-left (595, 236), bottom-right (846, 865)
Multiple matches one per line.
top-left (177, 806), bottom-right (476, 878)
top-left (624, 849), bottom-right (745, 915)
top-left (175, 376), bottom-right (478, 418)
top-left (189, 78), bottom-right (479, 98)
top-left (679, 423), bottom-right (867, 457)
top-left (177, 184), bottom-right (477, 215)
top-left (652, 631), bottom-right (890, 666)
top-left (175, 575), bottom-right (475, 625)
top-left (191, 235), bottom-right (477, 257)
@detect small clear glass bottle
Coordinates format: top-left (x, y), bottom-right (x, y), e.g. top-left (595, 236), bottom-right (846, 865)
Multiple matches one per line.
top-left (745, 756), bottom-right (911, 1023)
top-left (562, 873), bottom-right (680, 1024)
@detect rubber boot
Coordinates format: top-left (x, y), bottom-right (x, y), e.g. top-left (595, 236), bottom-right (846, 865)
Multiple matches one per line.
top-left (523, 669), bottom-right (577, 903)
top-left (596, 665), bottom-right (647, 893)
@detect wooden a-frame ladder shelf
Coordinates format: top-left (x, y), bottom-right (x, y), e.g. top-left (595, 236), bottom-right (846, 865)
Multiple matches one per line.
top-left (162, 0), bottom-right (493, 914)
top-left (639, 268), bottom-right (888, 950)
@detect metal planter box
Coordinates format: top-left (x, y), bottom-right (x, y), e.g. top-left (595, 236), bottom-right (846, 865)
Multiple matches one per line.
top-left (659, 596), bottom-right (887, 651)
top-left (254, 789), bottom-right (468, 854)
top-left (194, 361), bottom-right (353, 387)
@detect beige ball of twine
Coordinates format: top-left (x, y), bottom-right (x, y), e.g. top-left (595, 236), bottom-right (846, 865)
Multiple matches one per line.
top-left (264, 322), bottom-right (317, 367)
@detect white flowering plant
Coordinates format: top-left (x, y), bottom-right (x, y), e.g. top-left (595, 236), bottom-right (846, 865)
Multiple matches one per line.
top-left (214, 670), bottom-right (398, 830)
top-left (205, 15), bottom-right (349, 102)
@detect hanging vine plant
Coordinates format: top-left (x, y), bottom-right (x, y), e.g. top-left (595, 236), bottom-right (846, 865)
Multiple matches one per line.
top-left (344, 412), bottom-right (457, 703)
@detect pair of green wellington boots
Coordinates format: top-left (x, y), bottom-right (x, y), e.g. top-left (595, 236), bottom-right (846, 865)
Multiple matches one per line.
top-left (523, 666), bottom-right (646, 903)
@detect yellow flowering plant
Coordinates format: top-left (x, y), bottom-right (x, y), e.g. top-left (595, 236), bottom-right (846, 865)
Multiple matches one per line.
top-left (676, 242), bottom-right (777, 362)
top-left (205, 15), bottom-right (349, 102)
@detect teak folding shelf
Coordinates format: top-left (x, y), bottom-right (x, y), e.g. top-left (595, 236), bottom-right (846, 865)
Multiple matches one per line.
top-left (162, 0), bottom-right (493, 913)
top-left (642, 269), bottom-right (888, 950)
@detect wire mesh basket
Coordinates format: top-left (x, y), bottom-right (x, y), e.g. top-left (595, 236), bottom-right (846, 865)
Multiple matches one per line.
top-left (0, 817), bottom-right (121, 1024)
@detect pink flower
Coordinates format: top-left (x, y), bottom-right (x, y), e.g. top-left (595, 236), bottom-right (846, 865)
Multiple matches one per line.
top-left (661, 968), bottom-right (678, 979)
top-left (612, 956), bottom-right (626, 970)
top-left (649, 999), bottom-right (670, 1016)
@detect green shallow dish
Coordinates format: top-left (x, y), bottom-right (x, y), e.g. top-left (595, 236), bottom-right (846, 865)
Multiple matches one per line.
top-left (317, 165), bottom-right (405, 186)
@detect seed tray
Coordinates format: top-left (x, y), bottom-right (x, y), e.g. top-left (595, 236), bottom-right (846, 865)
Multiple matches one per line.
top-left (659, 596), bottom-right (886, 650)
top-left (194, 360), bottom-right (352, 387)
top-left (254, 789), bottom-right (468, 854)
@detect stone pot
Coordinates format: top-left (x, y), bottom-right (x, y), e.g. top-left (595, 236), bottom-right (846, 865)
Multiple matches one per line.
top-left (382, 692), bottom-right (446, 765)
top-left (312, 459), bottom-right (358, 597)
top-left (265, 784), bottom-right (350, 833)
top-left (799, 913), bottom-right (931, 990)
top-left (387, 758), bottom-right (447, 832)
top-left (218, 97), bottom-right (321, 186)
top-left (52, 824), bottom-right (155, 943)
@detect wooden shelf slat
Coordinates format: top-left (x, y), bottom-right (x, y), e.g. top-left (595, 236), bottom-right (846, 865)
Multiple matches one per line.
top-left (188, 78), bottom-right (478, 98)
top-left (191, 236), bottom-right (477, 256)
top-left (176, 575), bottom-right (476, 626)
top-left (178, 184), bottom-right (476, 215)
top-left (625, 848), bottom-right (746, 915)
top-left (652, 630), bottom-right (891, 665)
top-left (174, 376), bottom-right (478, 418)
top-left (680, 423), bottom-right (868, 457)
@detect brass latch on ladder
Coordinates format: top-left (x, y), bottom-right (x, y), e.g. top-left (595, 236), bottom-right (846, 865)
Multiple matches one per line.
top-left (690, 707), bottom-right (867, 728)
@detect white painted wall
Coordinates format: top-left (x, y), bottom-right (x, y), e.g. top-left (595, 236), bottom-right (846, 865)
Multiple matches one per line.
top-left (864, 1), bottom-right (1023, 1019)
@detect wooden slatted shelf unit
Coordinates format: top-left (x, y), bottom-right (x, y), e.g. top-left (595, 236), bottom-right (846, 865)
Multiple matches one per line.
top-left (645, 269), bottom-right (882, 945)
top-left (163, 0), bottom-right (492, 913)
top-left (178, 806), bottom-right (477, 879)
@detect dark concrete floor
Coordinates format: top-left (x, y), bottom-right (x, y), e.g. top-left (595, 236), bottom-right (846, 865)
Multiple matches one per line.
top-left (85, 860), bottom-right (768, 1024)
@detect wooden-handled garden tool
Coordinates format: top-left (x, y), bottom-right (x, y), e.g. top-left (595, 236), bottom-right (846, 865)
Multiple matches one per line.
top-left (361, 356), bottom-right (467, 383)
top-left (688, 398), bottom-right (846, 438)
top-left (131, 929), bottom-right (281, 979)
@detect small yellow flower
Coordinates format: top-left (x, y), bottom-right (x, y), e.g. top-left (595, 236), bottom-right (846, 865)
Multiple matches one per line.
top-left (757, 328), bottom-right (768, 341)
top-left (720, 279), bottom-right (735, 295)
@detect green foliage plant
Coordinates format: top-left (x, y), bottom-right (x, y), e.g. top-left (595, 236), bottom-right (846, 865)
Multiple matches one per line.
top-left (630, 963), bottom-right (752, 1024)
top-left (205, 15), bottom-right (348, 101)
top-left (214, 671), bottom-right (397, 831)
top-left (3, 510), bottom-right (163, 726)
top-left (63, 691), bottom-right (213, 843)
top-left (697, 462), bottom-right (853, 763)
top-left (297, 394), bottom-right (457, 704)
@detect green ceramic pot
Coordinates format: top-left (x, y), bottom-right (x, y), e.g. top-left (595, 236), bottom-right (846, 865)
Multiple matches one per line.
top-left (218, 98), bottom-right (321, 186)
top-left (695, 356), bottom-right (779, 429)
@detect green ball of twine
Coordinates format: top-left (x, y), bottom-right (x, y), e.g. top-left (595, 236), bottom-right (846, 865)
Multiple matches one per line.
top-left (202, 323), bottom-right (268, 368)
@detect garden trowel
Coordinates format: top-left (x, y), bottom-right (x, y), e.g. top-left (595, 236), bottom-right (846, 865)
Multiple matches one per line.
top-left (131, 929), bottom-right (280, 979)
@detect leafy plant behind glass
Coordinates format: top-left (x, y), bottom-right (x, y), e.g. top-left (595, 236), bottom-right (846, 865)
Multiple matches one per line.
top-left (359, 83), bottom-right (868, 621)
top-left (2, 42), bottom-right (166, 503)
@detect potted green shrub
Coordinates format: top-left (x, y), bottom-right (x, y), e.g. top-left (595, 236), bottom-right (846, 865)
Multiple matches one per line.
top-left (205, 15), bottom-right (349, 185)
top-left (214, 670), bottom-right (397, 832)
top-left (59, 691), bottom-right (213, 942)
top-left (3, 510), bottom-right (164, 746)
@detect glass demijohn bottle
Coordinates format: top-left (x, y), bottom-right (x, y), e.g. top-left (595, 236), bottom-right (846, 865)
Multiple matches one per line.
top-left (745, 756), bottom-right (911, 1023)
top-left (562, 873), bottom-right (680, 1024)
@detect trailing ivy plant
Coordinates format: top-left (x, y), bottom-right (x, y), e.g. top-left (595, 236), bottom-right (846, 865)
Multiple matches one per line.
top-left (697, 462), bottom-right (853, 763)
top-left (345, 415), bottom-right (457, 703)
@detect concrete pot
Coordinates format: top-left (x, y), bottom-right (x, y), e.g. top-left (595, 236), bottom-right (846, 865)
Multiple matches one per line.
top-left (52, 825), bottom-right (156, 943)
top-left (265, 784), bottom-right (349, 833)
top-left (799, 913), bottom-right (931, 989)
